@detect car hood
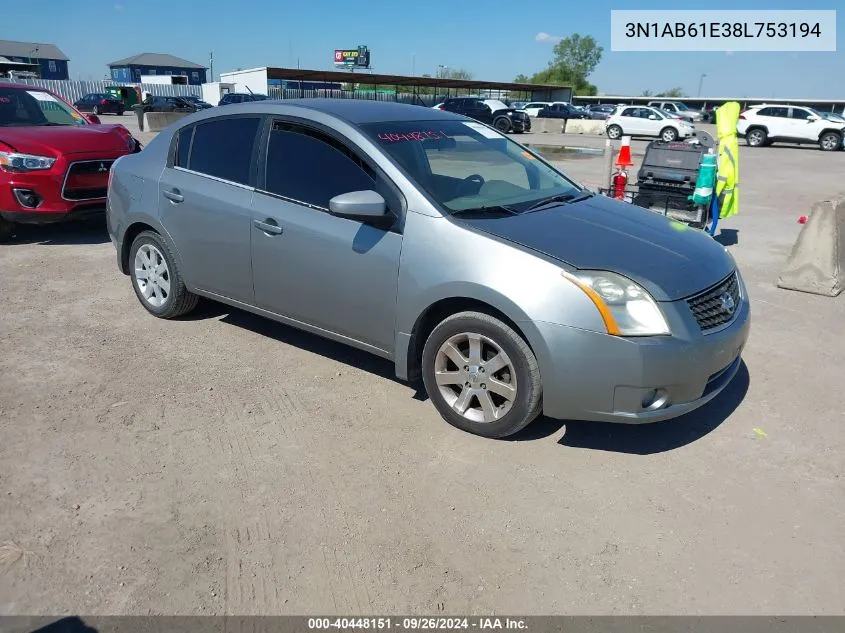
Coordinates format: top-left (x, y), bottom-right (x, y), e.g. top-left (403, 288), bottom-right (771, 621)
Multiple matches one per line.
top-left (458, 195), bottom-right (735, 302)
top-left (0, 124), bottom-right (133, 156)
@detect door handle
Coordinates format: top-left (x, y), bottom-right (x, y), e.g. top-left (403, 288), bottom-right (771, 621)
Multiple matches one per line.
top-left (163, 189), bottom-right (184, 203)
top-left (253, 218), bottom-right (283, 235)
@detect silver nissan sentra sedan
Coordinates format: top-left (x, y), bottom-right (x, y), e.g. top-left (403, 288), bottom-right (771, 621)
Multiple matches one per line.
top-left (106, 99), bottom-right (750, 439)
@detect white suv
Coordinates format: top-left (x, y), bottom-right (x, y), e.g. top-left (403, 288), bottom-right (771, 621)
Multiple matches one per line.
top-left (737, 104), bottom-right (845, 151)
top-left (605, 105), bottom-right (695, 142)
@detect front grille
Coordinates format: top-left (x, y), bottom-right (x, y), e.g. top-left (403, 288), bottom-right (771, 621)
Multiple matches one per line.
top-left (687, 272), bottom-right (740, 332)
top-left (62, 160), bottom-right (114, 201)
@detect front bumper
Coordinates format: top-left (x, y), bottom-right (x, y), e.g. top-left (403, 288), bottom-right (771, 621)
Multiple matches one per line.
top-left (1, 149), bottom-right (128, 224)
top-left (509, 117), bottom-right (531, 132)
top-left (531, 288), bottom-right (750, 424)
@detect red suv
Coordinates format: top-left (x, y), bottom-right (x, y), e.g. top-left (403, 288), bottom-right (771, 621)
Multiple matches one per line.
top-left (0, 82), bottom-right (141, 240)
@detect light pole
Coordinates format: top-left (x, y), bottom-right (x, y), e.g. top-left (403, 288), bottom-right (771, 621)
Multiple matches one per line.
top-left (28, 46), bottom-right (39, 75)
top-left (697, 73), bottom-right (707, 97)
top-left (437, 64), bottom-right (448, 79)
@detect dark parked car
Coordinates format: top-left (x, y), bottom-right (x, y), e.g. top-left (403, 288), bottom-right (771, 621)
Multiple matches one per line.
top-left (141, 96), bottom-right (197, 113)
top-left (74, 93), bottom-right (125, 116)
top-left (537, 103), bottom-right (591, 120)
top-left (440, 97), bottom-right (531, 133)
top-left (181, 95), bottom-right (213, 109)
top-left (587, 104), bottom-right (617, 120)
top-left (218, 93), bottom-right (269, 106)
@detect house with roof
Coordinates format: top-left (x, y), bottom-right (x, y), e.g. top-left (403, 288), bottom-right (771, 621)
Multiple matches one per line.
top-left (108, 53), bottom-right (207, 85)
top-left (0, 40), bottom-right (70, 80)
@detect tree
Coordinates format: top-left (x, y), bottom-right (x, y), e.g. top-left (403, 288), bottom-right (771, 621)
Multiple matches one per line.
top-left (656, 87), bottom-right (686, 98)
top-left (440, 67), bottom-right (473, 80)
top-left (513, 73), bottom-right (530, 83)
top-left (552, 34), bottom-right (603, 83)
top-left (640, 89), bottom-right (654, 97)
top-left (512, 33), bottom-right (603, 96)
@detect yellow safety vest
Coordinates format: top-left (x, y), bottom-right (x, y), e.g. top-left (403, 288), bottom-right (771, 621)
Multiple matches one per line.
top-left (715, 101), bottom-right (740, 218)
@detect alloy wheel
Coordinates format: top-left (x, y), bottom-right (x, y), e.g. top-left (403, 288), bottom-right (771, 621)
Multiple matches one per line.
top-left (433, 332), bottom-right (517, 424)
top-left (134, 244), bottom-right (171, 308)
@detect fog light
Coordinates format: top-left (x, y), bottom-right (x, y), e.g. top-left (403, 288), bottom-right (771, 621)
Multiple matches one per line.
top-left (641, 388), bottom-right (670, 411)
top-left (13, 188), bottom-right (42, 208)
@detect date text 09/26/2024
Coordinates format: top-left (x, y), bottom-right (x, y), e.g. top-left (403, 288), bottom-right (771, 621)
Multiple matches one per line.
top-left (308, 618), bottom-right (528, 630)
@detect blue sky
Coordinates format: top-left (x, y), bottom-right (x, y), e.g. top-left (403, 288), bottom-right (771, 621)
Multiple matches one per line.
top-left (6, 0), bottom-right (844, 98)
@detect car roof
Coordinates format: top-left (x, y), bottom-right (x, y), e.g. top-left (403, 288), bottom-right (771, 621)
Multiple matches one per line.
top-left (250, 98), bottom-right (465, 124)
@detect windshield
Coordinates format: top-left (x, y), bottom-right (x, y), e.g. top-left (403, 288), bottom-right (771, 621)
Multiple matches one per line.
top-left (362, 119), bottom-right (581, 214)
top-left (674, 102), bottom-right (690, 111)
top-left (0, 87), bottom-right (87, 127)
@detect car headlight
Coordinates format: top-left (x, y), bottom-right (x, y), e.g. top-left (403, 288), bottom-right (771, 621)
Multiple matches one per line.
top-left (0, 151), bottom-right (56, 172)
top-left (563, 270), bottom-right (670, 336)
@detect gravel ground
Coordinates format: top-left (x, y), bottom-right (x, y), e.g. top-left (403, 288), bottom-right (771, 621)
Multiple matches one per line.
top-left (1, 116), bottom-right (844, 615)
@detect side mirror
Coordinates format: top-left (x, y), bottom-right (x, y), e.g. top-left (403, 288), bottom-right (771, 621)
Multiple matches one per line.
top-left (807, 116), bottom-right (818, 122)
top-left (648, 115), bottom-right (658, 120)
top-left (329, 190), bottom-right (388, 221)
top-left (86, 114), bottom-right (101, 124)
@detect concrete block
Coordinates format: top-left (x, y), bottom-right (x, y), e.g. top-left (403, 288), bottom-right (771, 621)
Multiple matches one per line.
top-left (563, 119), bottom-right (608, 135)
top-left (777, 194), bottom-right (845, 297)
top-left (143, 111), bottom-right (192, 133)
top-left (531, 118), bottom-right (564, 134)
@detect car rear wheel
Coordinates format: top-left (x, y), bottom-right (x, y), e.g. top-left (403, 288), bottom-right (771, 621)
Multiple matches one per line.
top-left (746, 127), bottom-right (767, 147)
top-left (819, 131), bottom-right (841, 151)
top-left (493, 117), bottom-right (511, 133)
top-left (660, 127), bottom-right (679, 142)
top-left (91, 105), bottom-right (99, 115)
top-left (421, 311), bottom-right (543, 438)
top-left (606, 124), bottom-right (622, 139)
top-left (129, 231), bottom-right (198, 319)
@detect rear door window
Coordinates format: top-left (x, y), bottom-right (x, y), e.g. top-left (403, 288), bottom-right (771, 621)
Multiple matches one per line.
top-left (262, 121), bottom-right (376, 209)
top-left (186, 116), bottom-right (261, 185)
top-left (758, 107), bottom-right (788, 118)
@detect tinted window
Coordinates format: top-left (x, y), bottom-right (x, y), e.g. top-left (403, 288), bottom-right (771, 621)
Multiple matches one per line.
top-left (188, 117), bottom-right (261, 185)
top-left (790, 108), bottom-right (812, 120)
top-left (263, 122), bottom-right (375, 209)
top-left (175, 126), bottom-right (193, 167)
top-left (621, 107), bottom-right (638, 117)
top-left (758, 107), bottom-right (788, 118)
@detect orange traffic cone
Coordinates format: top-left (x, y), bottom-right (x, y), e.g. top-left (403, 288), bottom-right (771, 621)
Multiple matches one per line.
top-left (615, 136), bottom-right (634, 168)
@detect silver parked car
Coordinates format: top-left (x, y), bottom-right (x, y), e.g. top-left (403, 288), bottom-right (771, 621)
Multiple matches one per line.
top-left (106, 100), bottom-right (750, 438)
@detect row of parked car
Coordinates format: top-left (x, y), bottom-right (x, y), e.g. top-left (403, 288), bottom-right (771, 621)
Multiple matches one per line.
top-left (71, 91), bottom-right (271, 116)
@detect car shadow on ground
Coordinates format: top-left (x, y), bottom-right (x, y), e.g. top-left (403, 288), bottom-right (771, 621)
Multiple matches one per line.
top-left (3, 218), bottom-right (111, 245)
top-left (189, 302), bottom-right (402, 382)
top-left (714, 228), bottom-right (739, 247)
top-left (184, 302), bottom-right (750, 452)
top-left (511, 361), bottom-right (750, 454)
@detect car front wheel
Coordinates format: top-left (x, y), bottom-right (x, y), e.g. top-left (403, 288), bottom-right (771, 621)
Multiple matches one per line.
top-left (421, 311), bottom-right (543, 438)
top-left (819, 131), bottom-right (841, 151)
top-left (494, 117), bottom-right (511, 133)
top-left (129, 231), bottom-right (198, 319)
top-left (660, 127), bottom-right (679, 142)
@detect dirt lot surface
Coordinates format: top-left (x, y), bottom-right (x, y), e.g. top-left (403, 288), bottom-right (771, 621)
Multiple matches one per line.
top-left (1, 116), bottom-right (844, 615)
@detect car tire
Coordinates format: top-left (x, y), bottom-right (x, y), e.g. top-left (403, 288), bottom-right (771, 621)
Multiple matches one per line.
top-left (746, 127), bottom-right (767, 147)
top-left (493, 117), bottom-right (511, 133)
top-left (819, 131), bottom-right (841, 151)
top-left (91, 105), bottom-right (99, 115)
top-left (660, 127), bottom-right (679, 142)
top-left (129, 230), bottom-right (198, 319)
top-left (0, 216), bottom-right (15, 242)
top-left (606, 124), bottom-right (623, 139)
top-left (421, 311), bottom-right (543, 439)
